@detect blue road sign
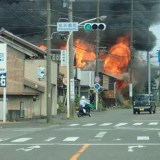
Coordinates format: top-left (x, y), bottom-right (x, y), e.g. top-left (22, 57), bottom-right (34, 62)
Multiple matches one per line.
top-left (94, 83), bottom-right (101, 90)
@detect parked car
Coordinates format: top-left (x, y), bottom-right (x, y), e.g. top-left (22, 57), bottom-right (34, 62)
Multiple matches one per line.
top-left (133, 94), bottom-right (156, 114)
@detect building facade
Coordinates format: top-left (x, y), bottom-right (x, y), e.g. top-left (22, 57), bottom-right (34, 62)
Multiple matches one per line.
top-left (0, 28), bottom-right (57, 120)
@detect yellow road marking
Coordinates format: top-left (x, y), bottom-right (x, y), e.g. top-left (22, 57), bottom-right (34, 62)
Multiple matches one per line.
top-left (70, 144), bottom-right (90, 160)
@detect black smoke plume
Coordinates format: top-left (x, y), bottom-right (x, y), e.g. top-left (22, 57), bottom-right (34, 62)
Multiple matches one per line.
top-left (0, 0), bottom-right (160, 51)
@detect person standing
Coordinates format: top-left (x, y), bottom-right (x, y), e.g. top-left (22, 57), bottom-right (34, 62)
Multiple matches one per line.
top-left (89, 90), bottom-right (95, 107)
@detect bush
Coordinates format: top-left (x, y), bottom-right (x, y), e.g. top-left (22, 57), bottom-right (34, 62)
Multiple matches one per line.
top-left (57, 101), bottom-right (66, 114)
top-left (120, 103), bottom-right (132, 109)
top-left (74, 94), bottom-right (80, 109)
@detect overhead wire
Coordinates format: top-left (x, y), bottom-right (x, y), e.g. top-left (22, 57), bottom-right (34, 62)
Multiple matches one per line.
top-left (0, 3), bottom-right (36, 28)
top-left (0, 0), bottom-right (159, 49)
top-left (9, 0), bottom-right (46, 25)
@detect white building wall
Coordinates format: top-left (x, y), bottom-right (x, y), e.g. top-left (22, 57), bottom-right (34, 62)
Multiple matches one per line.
top-left (24, 60), bottom-right (57, 116)
top-left (77, 69), bottom-right (94, 88)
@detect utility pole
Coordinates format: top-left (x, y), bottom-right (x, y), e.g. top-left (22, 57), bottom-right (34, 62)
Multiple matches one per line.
top-left (68, 0), bottom-right (75, 118)
top-left (147, 51), bottom-right (151, 95)
top-left (158, 50), bottom-right (160, 102)
top-left (159, 61), bottom-right (160, 101)
top-left (95, 0), bottom-right (100, 111)
top-left (129, 0), bottom-right (133, 105)
top-left (46, 0), bottom-right (52, 123)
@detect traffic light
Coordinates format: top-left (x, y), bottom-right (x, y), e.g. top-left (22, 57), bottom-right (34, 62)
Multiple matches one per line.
top-left (84, 23), bottom-right (106, 31)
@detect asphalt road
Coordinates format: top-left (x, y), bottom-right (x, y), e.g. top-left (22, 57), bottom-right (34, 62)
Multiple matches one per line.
top-left (0, 107), bottom-right (160, 160)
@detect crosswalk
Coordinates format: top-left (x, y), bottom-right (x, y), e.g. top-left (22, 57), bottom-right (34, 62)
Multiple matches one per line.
top-left (67, 122), bottom-right (160, 127)
top-left (0, 132), bottom-right (158, 144)
top-left (0, 122), bottom-right (159, 144)
top-left (11, 138), bottom-right (32, 143)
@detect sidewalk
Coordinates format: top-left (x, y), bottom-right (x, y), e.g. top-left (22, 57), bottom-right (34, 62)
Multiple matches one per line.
top-left (0, 109), bottom-right (109, 128)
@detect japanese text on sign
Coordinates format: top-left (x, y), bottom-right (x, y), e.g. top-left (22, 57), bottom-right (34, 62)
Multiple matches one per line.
top-left (0, 43), bottom-right (7, 87)
top-left (0, 73), bottom-right (6, 87)
top-left (57, 22), bottom-right (78, 32)
top-left (61, 50), bottom-right (67, 66)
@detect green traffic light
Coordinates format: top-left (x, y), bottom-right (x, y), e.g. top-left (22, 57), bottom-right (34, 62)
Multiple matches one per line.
top-left (84, 23), bottom-right (92, 30)
top-left (84, 23), bottom-right (106, 31)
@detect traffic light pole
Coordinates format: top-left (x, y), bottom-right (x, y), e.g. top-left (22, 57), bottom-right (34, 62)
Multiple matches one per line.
top-left (129, 0), bottom-right (133, 105)
top-left (95, 0), bottom-right (100, 111)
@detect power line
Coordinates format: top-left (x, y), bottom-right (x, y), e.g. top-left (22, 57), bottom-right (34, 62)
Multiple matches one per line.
top-left (1, 3), bottom-right (35, 27)
top-left (9, 0), bottom-right (46, 24)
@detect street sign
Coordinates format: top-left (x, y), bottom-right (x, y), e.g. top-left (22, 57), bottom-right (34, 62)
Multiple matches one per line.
top-left (94, 76), bottom-right (100, 83)
top-left (70, 79), bottom-right (75, 101)
top-left (0, 43), bottom-right (7, 87)
top-left (94, 83), bottom-right (101, 90)
top-left (60, 50), bottom-right (67, 66)
top-left (37, 67), bottom-right (45, 80)
top-left (129, 83), bottom-right (133, 97)
top-left (57, 22), bottom-right (78, 32)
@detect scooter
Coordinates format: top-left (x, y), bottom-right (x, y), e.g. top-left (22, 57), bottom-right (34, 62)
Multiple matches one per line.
top-left (76, 105), bottom-right (91, 117)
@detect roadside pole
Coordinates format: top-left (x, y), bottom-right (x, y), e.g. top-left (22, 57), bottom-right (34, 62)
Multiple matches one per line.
top-left (129, 0), bottom-right (133, 105)
top-left (46, 0), bottom-right (52, 123)
top-left (0, 43), bottom-right (7, 122)
top-left (68, 0), bottom-right (75, 118)
top-left (95, 0), bottom-right (100, 111)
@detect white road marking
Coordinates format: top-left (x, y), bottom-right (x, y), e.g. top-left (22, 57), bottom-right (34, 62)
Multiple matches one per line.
top-left (63, 137), bottom-right (79, 142)
top-left (158, 132), bottom-right (160, 137)
top-left (114, 123), bottom-right (128, 127)
top-left (99, 123), bottom-right (112, 126)
top-left (83, 123), bottom-right (96, 126)
top-left (113, 138), bottom-right (122, 141)
top-left (45, 137), bottom-right (56, 142)
top-left (137, 136), bottom-right (149, 141)
top-left (16, 145), bottom-right (40, 152)
top-left (133, 123), bottom-right (143, 126)
top-left (95, 132), bottom-right (107, 138)
top-left (11, 138), bottom-right (32, 143)
top-left (128, 145), bottom-right (146, 152)
top-left (148, 122), bottom-right (158, 125)
top-left (1, 143), bottom-right (160, 146)
top-left (0, 138), bottom-right (10, 142)
top-left (68, 124), bottom-right (80, 126)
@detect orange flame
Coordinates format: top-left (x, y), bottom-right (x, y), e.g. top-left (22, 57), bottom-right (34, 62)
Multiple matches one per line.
top-left (104, 37), bottom-right (130, 79)
top-left (99, 52), bottom-right (107, 61)
top-left (104, 36), bottom-right (130, 91)
top-left (116, 80), bottom-right (129, 91)
top-left (74, 39), bottom-right (96, 68)
top-left (39, 44), bottom-right (47, 51)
